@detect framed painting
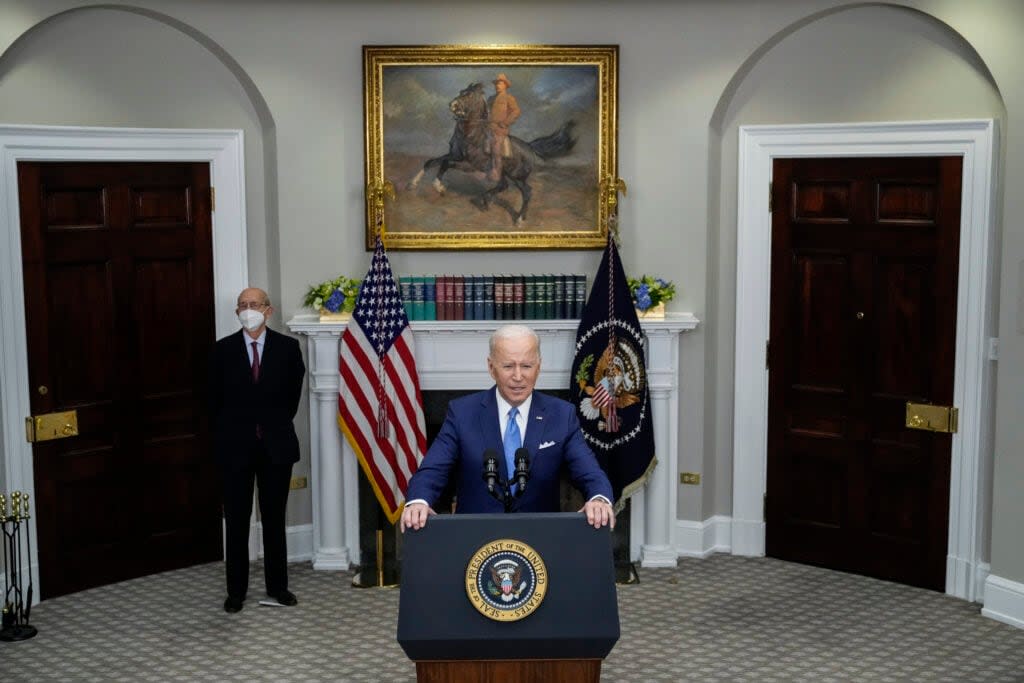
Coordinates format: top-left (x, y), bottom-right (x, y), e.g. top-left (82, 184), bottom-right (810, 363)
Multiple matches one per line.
top-left (363, 44), bottom-right (618, 250)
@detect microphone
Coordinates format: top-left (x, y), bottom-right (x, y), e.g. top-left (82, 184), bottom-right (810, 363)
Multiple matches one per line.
top-left (482, 448), bottom-right (500, 497)
top-left (513, 447), bottom-right (530, 497)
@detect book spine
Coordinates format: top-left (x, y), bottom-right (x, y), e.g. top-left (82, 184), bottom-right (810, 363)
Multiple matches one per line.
top-left (503, 276), bottom-right (514, 320)
top-left (574, 274), bottom-right (586, 318)
top-left (554, 274), bottom-right (566, 319)
top-left (543, 274), bottom-right (554, 319)
top-left (447, 274), bottom-right (456, 321)
top-left (411, 276), bottom-right (425, 321)
top-left (513, 275), bottom-right (525, 320)
top-left (494, 275), bottom-right (505, 320)
top-left (524, 275), bottom-right (537, 320)
top-left (473, 276), bottom-right (485, 321)
top-left (463, 275), bottom-right (475, 321)
top-left (399, 276), bottom-right (413, 320)
top-left (453, 275), bottom-right (465, 321)
top-left (423, 275), bottom-right (437, 321)
top-left (434, 275), bottom-right (445, 321)
top-left (484, 276), bottom-right (495, 320)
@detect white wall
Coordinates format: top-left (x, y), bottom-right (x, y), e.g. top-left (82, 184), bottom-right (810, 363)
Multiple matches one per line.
top-left (0, 0), bottom-right (1022, 590)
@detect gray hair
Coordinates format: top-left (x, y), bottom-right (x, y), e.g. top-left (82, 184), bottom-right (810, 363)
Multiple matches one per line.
top-left (489, 324), bottom-right (541, 360)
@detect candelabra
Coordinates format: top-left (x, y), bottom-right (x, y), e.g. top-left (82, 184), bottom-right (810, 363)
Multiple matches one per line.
top-left (0, 491), bottom-right (37, 641)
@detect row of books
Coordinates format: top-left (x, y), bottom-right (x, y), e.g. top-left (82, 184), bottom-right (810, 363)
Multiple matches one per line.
top-left (397, 275), bottom-right (588, 321)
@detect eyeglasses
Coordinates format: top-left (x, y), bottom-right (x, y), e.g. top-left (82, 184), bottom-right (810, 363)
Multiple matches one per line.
top-left (237, 301), bottom-right (269, 310)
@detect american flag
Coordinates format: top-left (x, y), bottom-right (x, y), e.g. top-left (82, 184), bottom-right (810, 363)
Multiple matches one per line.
top-left (338, 237), bottom-right (426, 524)
top-left (592, 376), bottom-right (620, 432)
top-left (591, 377), bottom-right (614, 407)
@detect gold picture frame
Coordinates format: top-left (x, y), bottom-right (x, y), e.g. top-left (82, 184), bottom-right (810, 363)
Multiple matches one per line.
top-left (363, 44), bottom-right (618, 250)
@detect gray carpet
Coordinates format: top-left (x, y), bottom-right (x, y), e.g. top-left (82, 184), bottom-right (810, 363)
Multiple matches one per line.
top-left (1, 554), bottom-right (1022, 682)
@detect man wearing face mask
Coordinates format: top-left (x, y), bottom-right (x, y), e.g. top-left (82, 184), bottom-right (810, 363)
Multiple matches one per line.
top-left (208, 287), bottom-right (305, 613)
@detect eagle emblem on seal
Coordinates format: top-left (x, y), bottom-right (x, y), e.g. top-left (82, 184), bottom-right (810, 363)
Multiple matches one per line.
top-left (575, 340), bottom-right (644, 432)
top-left (488, 559), bottom-right (527, 602)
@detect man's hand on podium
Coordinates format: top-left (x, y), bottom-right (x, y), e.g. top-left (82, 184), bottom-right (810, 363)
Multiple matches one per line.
top-left (400, 501), bottom-right (436, 532)
top-left (580, 498), bottom-right (616, 530)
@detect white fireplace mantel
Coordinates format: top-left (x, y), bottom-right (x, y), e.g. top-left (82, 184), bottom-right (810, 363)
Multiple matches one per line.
top-left (287, 314), bottom-right (699, 569)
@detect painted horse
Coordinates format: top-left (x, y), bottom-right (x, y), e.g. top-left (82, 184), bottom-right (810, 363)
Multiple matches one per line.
top-left (407, 82), bottom-right (577, 227)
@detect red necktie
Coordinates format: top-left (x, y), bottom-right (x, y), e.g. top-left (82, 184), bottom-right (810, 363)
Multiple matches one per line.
top-left (251, 341), bottom-right (261, 383)
top-left (252, 341), bottom-right (262, 439)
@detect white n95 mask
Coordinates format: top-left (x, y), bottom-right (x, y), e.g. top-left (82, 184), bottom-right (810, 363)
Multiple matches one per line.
top-left (238, 309), bottom-right (265, 332)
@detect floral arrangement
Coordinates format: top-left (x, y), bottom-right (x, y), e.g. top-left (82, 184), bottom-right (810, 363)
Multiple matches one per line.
top-left (628, 275), bottom-right (676, 312)
top-left (303, 275), bottom-right (361, 313)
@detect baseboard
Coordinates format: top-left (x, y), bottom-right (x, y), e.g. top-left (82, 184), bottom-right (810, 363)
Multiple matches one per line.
top-left (254, 523), bottom-right (315, 563)
top-left (676, 515), bottom-right (732, 558)
top-left (981, 572), bottom-right (1024, 629)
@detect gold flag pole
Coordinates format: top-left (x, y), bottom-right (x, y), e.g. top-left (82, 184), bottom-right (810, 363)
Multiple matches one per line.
top-left (375, 529), bottom-right (386, 587)
top-left (599, 175), bottom-right (628, 246)
top-left (366, 180), bottom-right (396, 246)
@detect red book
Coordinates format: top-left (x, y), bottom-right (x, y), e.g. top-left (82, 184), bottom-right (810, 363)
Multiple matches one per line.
top-left (453, 276), bottom-right (465, 320)
top-left (494, 275), bottom-right (505, 320)
top-left (513, 276), bottom-right (525, 320)
top-left (435, 275), bottom-right (447, 320)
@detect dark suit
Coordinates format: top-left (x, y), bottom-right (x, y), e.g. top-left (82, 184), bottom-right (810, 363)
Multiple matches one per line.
top-left (208, 328), bottom-right (305, 599)
top-left (405, 388), bottom-right (613, 513)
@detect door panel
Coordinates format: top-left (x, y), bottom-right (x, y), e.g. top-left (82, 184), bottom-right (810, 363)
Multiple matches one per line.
top-left (19, 161), bottom-right (221, 598)
top-left (766, 156), bottom-right (961, 591)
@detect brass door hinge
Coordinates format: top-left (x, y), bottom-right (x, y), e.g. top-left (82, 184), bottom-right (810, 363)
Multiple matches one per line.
top-left (210, 186), bottom-right (216, 212)
top-left (768, 181), bottom-right (773, 213)
top-left (766, 340), bottom-right (770, 370)
top-left (25, 410), bottom-right (79, 443)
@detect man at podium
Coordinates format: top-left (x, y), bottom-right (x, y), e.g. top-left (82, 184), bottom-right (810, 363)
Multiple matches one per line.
top-left (401, 324), bottom-right (615, 531)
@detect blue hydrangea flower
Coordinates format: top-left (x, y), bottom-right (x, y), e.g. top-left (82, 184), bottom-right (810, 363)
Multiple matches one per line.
top-left (656, 278), bottom-right (668, 288)
top-left (636, 283), bottom-right (652, 310)
top-left (325, 288), bottom-right (346, 312)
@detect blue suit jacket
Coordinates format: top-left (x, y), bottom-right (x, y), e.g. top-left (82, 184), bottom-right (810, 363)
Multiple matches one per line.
top-left (405, 388), bottom-right (613, 513)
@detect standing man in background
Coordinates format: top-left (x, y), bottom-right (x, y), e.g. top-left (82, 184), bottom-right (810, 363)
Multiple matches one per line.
top-left (487, 72), bottom-right (520, 181)
top-left (209, 287), bottom-right (305, 613)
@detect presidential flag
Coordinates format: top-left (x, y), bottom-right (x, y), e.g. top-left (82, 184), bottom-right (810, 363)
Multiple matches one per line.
top-left (338, 236), bottom-right (426, 524)
top-left (570, 235), bottom-right (656, 504)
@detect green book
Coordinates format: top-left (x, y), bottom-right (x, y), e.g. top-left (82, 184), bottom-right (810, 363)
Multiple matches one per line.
top-left (525, 275), bottom-right (538, 320)
top-left (410, 276), bottom-right (425, 321)
top-left (542, 274), bottom-right (554, 319)
top-left (399, 276), bottom-right (413, 320)
top-left (554, 274), bottom-right (566, 319)
top-left (574, 274), bottom-right (587, 318)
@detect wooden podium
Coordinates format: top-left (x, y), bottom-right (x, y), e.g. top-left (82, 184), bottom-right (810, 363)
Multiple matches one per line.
top-left (397, 513), bottom-right (619, 682)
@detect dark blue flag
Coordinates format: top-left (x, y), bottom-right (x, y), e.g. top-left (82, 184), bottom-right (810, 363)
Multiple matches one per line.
top-left (571, 236), bottom-right (656, 504)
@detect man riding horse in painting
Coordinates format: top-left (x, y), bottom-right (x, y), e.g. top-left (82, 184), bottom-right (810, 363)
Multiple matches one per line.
top-left (488, 73), bottom-right (520, 182)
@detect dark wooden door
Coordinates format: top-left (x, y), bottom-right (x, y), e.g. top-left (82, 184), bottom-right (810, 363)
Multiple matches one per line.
top-left (19, 161), bottom-right (222, 598)
top-left (766, 156), bottom-right (962, 591)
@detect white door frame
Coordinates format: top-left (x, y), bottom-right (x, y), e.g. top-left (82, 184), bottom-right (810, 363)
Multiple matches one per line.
top-left (733, 120), bottom-right (998, 602)
top-left (0, 124), bottom-right (248, 581)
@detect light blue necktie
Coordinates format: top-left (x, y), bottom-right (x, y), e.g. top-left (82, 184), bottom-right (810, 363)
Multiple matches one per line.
top-left (503, 407), bottom-right (522, 488)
